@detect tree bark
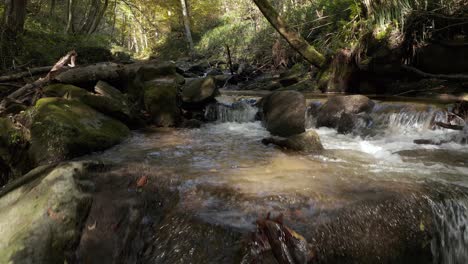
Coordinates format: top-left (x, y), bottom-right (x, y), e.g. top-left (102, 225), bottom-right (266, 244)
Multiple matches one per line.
top-left (180, 0), bottom-right (194, 52)
top-left (3, 0), bottom-right (28, 35)
top-left (66, 0), bottom-right (75, 33)
top-left (252, 0), bottom-right (325, 68)
top-left (88, 0), bottom-right (109, 34)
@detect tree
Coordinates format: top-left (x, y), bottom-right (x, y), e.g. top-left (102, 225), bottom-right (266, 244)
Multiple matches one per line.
top-left (252, 0), bottom-right (325, 68)
top-left (2, 0), bottom-right (28, 35)
top-left (180, 0), bottom-right (194, 53)
top-left (1, 0), bottom-right (28, 68)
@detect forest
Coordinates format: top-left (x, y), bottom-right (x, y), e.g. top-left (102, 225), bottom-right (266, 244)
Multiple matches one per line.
top-left (0, 0), bottom-right (467, 263)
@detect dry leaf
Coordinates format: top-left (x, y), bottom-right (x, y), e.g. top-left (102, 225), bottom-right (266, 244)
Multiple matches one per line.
top-left (137, 175), bottom-right (148, 188)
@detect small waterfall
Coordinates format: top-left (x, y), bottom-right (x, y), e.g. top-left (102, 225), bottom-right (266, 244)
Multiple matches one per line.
top-left (205, 98), bottom-right (258, 123)
top-left (428, 196), bottom-right (468, 264)
top-left (372, 105), bottom-right (447, 131)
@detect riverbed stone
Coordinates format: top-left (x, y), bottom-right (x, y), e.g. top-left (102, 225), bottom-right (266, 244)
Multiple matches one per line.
top-left (261, 91), bottom-right (306, 137)
top-left (180, 77), bottom-right (219, 110)
top-left (0, 162), bottom-right (94, 264)
top-left (262, 130), bottom-right (324, 152)
top-left (316, 95), bottom-right (375, 130)
top-left (29, 98), bottom-right (130, 164)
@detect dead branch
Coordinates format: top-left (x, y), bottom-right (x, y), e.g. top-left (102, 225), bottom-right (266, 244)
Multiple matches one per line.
top-left (435, 121), bottom-right (464, 130)
top-left (0, 66), bottom-right (53, 82)
top-left (401, 65), bottom-right (468, 81)
top-left (0, 51), bottom-right (78, 112)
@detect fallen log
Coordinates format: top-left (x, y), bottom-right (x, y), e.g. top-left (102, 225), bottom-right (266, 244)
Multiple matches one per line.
top-left (53, 62), bottom-right (124, 85)
top-left (0, 66), bottom-right (53, 82)
top-left (0, 51), bottom-right (77, 112)
top-left (435, 121), bottom-right (464, 130)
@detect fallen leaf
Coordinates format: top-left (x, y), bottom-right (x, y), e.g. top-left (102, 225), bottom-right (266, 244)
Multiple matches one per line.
top-left (137, 175), bottom-right (148, 188)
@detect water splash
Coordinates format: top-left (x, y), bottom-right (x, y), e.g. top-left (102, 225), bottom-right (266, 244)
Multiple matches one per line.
top-left (205, 98), bottom-right (258, 123)
top-left (428, 196), bottom-right (468, 264)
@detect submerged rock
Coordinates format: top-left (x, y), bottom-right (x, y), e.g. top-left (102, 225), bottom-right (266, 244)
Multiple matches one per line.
top-left (0, 162), bottom-right (94, 264)
top-left (29, 98), bottom-right (129, 164)
top-left (316, 95), bottom-right (375, 131)
top-left (262, 130), bottom-right (324, 153)
top-left (261, 91), bottom-right (306, 137)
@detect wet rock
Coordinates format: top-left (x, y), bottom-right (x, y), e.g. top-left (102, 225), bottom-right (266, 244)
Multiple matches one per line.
top-left (180, 77), bottom-right (219, 111)
top-left (143, 82), bottom-right (181, 127)
top-left (337, 112), bottom-right (373, 135)
top-left (187, 60), bottom-right (210, 76)
top-left (261, 91), bottom-right (306, 137)
top-left (29, 98), bottom-right (129, 164)
top-left (0, 162), bottom-right (94, 264)
top-left (262, 130), bottom-right (324, 153)
top-left (316, 95), bottom-right (375, 130)
top-left (180, 119), bottom-right (204, 128)
top-left (246, 213), bottom-right (315, 264)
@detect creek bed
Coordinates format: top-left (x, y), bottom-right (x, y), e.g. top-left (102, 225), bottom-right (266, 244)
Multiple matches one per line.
top-left (79, 97), bottom-right (468, 263)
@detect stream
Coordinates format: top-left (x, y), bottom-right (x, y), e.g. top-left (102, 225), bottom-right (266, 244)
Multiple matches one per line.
top-left (81, 96), bottom-right (468, 263)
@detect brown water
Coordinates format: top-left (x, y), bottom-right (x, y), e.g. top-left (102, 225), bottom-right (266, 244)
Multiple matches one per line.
top-left (85, 97), bottom-right (468, 263)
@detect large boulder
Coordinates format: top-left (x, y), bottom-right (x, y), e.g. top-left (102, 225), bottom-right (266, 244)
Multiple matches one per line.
top-left (144, 82), bottom-right (181, 127)
top-left (316, 95), bottom-right (375, 129)
top-left (0, 162), bottom-right (94, 264)
top-left (180, 77), bottom-right (219, 110)
top-left (29, 98), bottom-right (130, 164)
top-left (262, 130), bottom-right (324, 152)
top-left (129, 62), bottom-right (185, 101)
top-left (261, 91), bottom-right (306, 137)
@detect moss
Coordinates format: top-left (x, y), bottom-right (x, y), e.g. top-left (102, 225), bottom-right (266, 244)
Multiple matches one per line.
top-left (29, 98), bottom-right (130, 164)
top-left (144, 82), bottom-right (181, 127)
top-left (42, 84), bottom-right (89, 98)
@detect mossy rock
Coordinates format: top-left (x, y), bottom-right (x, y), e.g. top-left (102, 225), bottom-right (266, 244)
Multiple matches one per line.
top-left (43, 84), bottom-right (89, 98)
top-left (29, 98), bottom-right (130, 164)
top-left (80, 94), bottom-right (133, 124)
top-left (0, 118), bottom-right (30, 186)
top-left (129, 62), bottom-right (185, 101)
top-left (0, 162), bottom-right (94, 264)
top-left (144, 82), bottom-right (181, 127)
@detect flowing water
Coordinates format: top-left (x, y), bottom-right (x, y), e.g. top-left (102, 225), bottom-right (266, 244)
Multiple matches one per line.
top-left (86, 96), bottom-right (468, 263)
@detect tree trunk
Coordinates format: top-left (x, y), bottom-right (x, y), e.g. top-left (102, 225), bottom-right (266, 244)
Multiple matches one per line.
top-left (252, 0), bottom-right (325, 68)
top-left (3, 0), bottom-right (27, 34)
top-left (88, 0), bottom-right (109, 34)
top-left (66, 0), bottom-right (75, 33)
top-left (180, 0), bottom-right (194, 52)
top-left (1, 0), bottom-right (27, 69)
top-left (49, 0), bottom-right (56, 15)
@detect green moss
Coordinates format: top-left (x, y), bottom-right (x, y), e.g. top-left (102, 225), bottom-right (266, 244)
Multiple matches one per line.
top-left (42, 84), bottom-right (89, 98)
top-left (29, 98), bottom-right (129, 164)
top-left (144, 82), bottom-right (181, 127)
